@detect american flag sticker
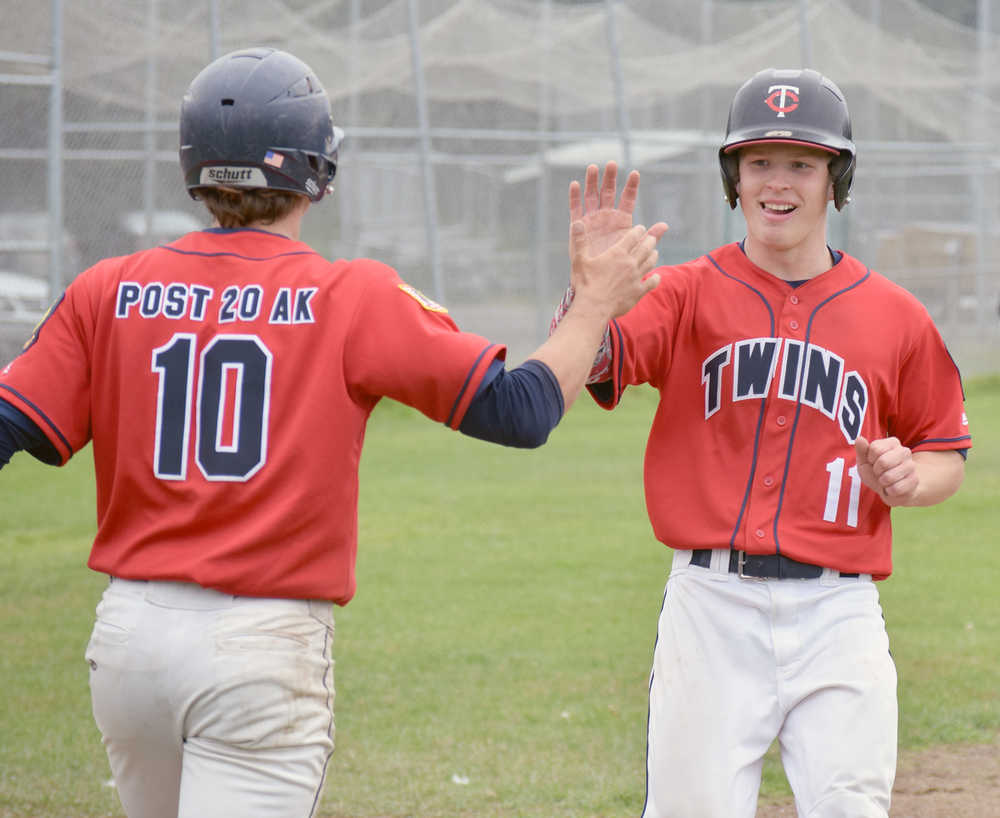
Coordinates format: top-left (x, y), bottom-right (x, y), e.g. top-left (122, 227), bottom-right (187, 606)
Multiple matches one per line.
top-left (264, 151), bottom-right (285, 168)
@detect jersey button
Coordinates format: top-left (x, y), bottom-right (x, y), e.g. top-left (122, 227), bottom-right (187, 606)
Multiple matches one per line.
top-left (790, 294), bottom-right (800, 305)
top-left (789, 319), bottom-right (800, 331)
top-left (776, 415), bottom-right (787, 427)
top-left (763, 476), bottom-right (774, 487)
top-left (754, 528), bottom-right (766, 539)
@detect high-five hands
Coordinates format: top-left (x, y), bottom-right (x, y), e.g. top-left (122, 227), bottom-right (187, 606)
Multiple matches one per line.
top-left (569, 221), bottom-right (661, 320)
top-left (569, 161), bottom-right (669, 259)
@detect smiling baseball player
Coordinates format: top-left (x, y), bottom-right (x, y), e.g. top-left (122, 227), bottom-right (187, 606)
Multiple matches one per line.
top-left (0, 47), bottom-right (664, 818)
top-left (552, 68), bottom-right (971, 817)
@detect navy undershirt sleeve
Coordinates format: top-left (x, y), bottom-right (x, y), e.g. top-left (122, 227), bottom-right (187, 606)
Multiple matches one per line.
top-left (0, 397), bottom-right (60, 468)
top-left (458, 358), bottom-right (564, 448)
top-left (586, 381), bottom-right (615, 404)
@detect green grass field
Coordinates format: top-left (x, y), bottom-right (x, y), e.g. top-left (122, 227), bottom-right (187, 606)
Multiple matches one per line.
top-left (1, 377), bottom-right (997, 818)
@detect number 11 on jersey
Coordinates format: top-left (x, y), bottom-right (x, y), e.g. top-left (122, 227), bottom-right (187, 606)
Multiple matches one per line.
top-left (823, 457), bottom-right (862, 528)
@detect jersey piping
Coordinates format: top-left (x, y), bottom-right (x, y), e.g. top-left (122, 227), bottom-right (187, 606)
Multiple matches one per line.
top-left (446, 344), bottom-right (498, 428)
top-left (161, 244), bottom-right (319, 262)
top-left (0, 383), bottom-right (72, 460)
top-left (772, 266), bottom-right (870, 553)
top-left (705, 251), bottom-right (777, 550)
top-left (920, 434), bottom-right (971, 447)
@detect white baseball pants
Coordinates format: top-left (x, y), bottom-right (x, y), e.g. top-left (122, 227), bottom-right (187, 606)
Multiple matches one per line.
top-left (85, 577), bottom-right (336, 818)
top-left (641, 550), bottom-right (897, 818)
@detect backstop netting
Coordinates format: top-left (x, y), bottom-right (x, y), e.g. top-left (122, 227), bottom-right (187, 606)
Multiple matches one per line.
top-left (1, 0), bottom-right (997, 372)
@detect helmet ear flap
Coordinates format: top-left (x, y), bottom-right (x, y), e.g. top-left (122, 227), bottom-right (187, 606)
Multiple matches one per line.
top-left (719, 147), bottom-right (856, 211)
top-left (830, 151), bottom-right (856, 211)
top-left (719, 150), bottom-right (739, 209)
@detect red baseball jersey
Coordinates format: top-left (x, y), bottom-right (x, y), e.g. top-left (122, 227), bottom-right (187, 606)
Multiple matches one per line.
top-left (0, 228), bottom-right (504, 602)
top-left (591, 242), bottom-right (971, 579)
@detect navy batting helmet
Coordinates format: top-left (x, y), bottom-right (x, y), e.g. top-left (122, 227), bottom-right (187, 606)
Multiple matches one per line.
top-left (179, 47), bottom-right (344, 203)
top-left (719, 68), bottom-right (855, 211)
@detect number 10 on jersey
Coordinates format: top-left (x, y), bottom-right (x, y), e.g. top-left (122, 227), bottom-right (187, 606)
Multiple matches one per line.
top-left (152, 333), bottom-right (273, 482)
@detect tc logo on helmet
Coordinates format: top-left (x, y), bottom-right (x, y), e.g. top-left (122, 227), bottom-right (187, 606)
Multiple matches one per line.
top-left (765, 85), bottom-right (799, 118)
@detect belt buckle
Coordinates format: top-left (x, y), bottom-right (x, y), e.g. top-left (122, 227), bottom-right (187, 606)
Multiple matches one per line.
top-left (737, 550), bottom-right (767, 581)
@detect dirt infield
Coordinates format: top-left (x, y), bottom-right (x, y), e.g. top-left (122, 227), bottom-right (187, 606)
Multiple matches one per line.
top-left (758, 735), bottom-right (1000, 817)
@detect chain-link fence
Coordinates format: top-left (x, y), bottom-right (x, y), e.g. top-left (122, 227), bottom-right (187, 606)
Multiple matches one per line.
top-left (1, 0), bottom-right (998, 373)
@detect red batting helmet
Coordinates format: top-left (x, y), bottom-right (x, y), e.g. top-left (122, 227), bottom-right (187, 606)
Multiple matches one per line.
top-left (719, 68), bottom-right (856, 211)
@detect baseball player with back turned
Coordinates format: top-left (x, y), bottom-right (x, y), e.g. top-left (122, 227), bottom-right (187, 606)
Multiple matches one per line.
top-left (551, 68), bottom-right (971, 817)
top-left (0, 48), bottom-right (666, 818)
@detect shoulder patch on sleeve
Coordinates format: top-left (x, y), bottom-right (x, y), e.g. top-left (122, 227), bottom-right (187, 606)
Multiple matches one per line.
top-left (398, 283), bottom-right (448, 313)
top-left (22, 295), bottom-right (63, 352)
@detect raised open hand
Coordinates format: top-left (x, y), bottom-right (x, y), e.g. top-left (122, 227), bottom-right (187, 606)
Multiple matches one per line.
top-left (568, 161), bottom-right (668, 259)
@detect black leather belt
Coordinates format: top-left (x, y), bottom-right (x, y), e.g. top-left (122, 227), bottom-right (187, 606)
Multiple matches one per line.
top-left (690, 549), bottom-right (859, 580)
